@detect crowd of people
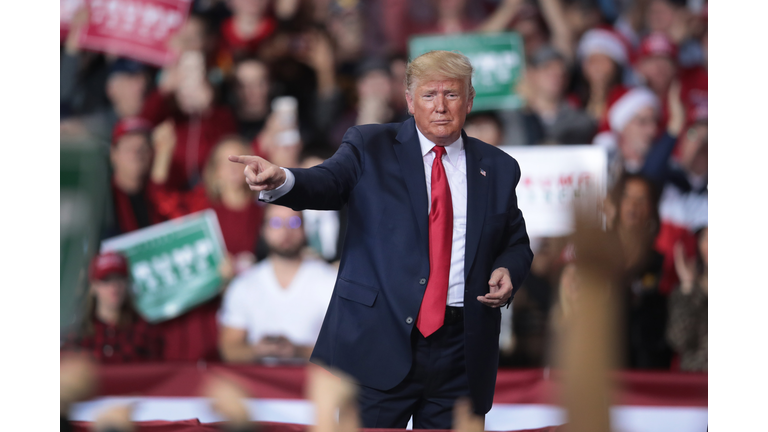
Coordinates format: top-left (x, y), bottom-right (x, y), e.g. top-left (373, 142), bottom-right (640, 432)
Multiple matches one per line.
top-left (60, 0), bottom-right (708, 373)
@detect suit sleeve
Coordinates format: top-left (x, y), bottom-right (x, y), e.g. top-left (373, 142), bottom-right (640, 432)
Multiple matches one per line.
top-left (272, 127), bottom-right (364, 211)
top-left (492, 158), bottom-right (534, 301)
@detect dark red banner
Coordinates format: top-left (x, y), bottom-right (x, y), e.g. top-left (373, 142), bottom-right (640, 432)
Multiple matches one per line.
top-left (93, 363), bottom-right (708, 407)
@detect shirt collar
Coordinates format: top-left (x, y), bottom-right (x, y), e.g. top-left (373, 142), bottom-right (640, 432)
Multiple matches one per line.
top-left (415, 124), bottom-right (463, 165)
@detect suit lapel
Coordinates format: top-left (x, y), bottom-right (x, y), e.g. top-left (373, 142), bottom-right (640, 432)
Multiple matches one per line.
top-left (394, 118), bottom-right (429, 248)
top-left (463, 133), bottom-right (490, 280)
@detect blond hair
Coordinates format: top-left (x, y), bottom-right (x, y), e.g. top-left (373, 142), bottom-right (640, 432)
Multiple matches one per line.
top-left (405, 50), bottom-right (476, 99)
top-left (203, 135), bottom-right (254, 202)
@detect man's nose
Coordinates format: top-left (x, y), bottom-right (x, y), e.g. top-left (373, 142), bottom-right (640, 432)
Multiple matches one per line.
top-left (434, 95), bottom-right (446, 112)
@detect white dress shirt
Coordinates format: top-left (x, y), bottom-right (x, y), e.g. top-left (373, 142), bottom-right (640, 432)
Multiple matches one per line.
top-left (260, 126), bottom-right (468, 307)
top-left (416, 127), bottom-right (467, 307)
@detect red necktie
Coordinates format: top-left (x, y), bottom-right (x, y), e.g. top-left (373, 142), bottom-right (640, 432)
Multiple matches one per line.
top-left (417, 145), bottom-right (453, 338)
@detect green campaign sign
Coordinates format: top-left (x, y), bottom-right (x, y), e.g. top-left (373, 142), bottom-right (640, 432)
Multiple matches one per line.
top-left (408, 32), bottom-right (525, 111)
top-left (101, 210), bottom-right (227, 323)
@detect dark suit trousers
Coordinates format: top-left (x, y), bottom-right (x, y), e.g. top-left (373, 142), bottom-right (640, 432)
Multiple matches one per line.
top-left (357, 309), bottom-right (475, 429)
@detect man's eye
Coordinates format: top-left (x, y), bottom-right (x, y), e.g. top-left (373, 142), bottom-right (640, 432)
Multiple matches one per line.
top-left (423, 95), bottom-right (434, 100)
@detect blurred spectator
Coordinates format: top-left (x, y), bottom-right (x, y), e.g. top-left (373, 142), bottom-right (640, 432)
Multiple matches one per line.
top-left (607, 174), bottom-right (671, 369)
top-left (104, 118), bottom-right (165, 237)
top-left (62, 252), bottom-right (164, 364)
top-left (594, 81), bottom-right (685, 187)
top-left (631, 33), bottom-right (678, 128)
top-left (141, 50), bottom-right (237, 190)
top-left (573, 28), bottom-right (629, 121)
top-left (465, 113), bottom-right (503, 147)
top-left (327, 58), bottom-right (405, 145)
top-left (667, 226), bottom-right (707, 372)
top-left (216, 0), bottom-right (278, 74)
top-left (643, 86), bottom-right (709, 294)
top-left (505, 2), bottom-right (551, 58)
top-left (596, 86), bottom-right (659, 183)
top-left (541, 0), bottom-right (604, 62)
top-left (645, 0), bottom-right (705, 67)
top-left (61, 59), bottom-right (150, 144)
top-left (168, 13), bottom-right (211, 58)
top-left (218, 205), bottom-right (336, 363)
top-left (231, 57), bottom-right (272, 141)
top-left (500, 45), bottom-right (596, 146)
top-left (382, 0), bottom-right (525, 56)
top-left (60, 7), bottom-right (112, 119)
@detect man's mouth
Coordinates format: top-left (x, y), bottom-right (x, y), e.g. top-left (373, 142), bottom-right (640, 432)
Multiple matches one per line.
top-left (433, 119), bottom-right (451, 125)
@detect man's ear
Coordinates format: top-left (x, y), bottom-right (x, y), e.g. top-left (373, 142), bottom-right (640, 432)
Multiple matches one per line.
top-left (466, 95), bottom-right (474, 115)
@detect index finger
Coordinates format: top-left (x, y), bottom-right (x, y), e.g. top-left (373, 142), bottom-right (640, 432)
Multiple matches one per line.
top-left (228, 155), bottom-right (253, 165)
top-left (227, 155), bottom-right (248, 164)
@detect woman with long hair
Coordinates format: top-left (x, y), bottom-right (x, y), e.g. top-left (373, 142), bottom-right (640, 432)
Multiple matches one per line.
top-left (571, 28), bottom-right (628, 122)
top-left (147, 132), bottom-right (262, 362)
top-left (607, 173), bottom-right (672, 369)
top-left (61, 252), bottom-right (163, 364)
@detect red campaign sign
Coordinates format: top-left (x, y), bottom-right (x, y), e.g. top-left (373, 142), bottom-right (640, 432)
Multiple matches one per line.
top-left (79, 0), bottom-right (192, 66)
top-left (61, 0), bottom-right (86, 40)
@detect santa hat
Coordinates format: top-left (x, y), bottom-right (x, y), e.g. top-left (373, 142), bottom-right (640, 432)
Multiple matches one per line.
top-left (636, 33), bottom-right (678, 63)
top-left (606, 86), bottom-right (659, 132)
top-left (577, 28), bottom-right (630, 66)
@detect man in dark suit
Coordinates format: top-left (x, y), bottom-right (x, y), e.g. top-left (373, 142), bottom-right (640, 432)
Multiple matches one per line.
top-left (230, 51), bottom-right (533, 428)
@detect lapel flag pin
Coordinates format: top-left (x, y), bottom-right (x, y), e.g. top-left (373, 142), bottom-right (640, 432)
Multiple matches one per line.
top-left (480, 169), bottom-right (486, 177)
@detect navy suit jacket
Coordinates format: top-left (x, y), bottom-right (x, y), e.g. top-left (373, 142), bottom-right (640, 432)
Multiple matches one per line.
top-left (273, 117), bottom-right (533, 413)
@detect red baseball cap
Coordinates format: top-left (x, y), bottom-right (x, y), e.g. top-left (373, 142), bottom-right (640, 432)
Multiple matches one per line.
top-left (89, 252), bottom-right (129, 281)
top-left (636, 33), bottom-right (678, 62)
top-left (111, 117), bottom-right (153, 146)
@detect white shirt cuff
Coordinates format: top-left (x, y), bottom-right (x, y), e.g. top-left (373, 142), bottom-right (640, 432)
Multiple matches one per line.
top-left (258, 168), bottom-right (296, 202)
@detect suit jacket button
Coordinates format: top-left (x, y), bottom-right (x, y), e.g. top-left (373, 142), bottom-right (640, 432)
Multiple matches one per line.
top-left (419, 278), bottom-right (426, 285)
top-left (406, 317), bottom-right (413, 324)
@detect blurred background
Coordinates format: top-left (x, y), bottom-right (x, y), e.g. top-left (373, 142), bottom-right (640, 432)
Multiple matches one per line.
top-left (59, 0), bottom-right (708, 430)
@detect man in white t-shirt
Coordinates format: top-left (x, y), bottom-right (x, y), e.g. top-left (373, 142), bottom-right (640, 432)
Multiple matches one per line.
top-left (218, 205), bottom-right (337, 362)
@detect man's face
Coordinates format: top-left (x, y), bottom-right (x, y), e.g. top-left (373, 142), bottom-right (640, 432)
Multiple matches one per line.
top-left (620, 106), bottom-right (658, 164)
top-left (405, 77), bottom-right (473, 146)
top-left (531, 59), bottom-right (566, 100)
top-left (91, 276), bottom-right (128, 311)
top-left (263, 206), bottom-right (305, 259)
top-left (464, 116), bottom-right (501, 147)
top-left (619, 179), bottom-right (652, 229)
top-left (235, 60), bottom-right (270, 114)
top-left (637, 56), bottom-right (676, 94)
top-left (646, 0), bottom-right (676, 34)
top-left (106, 73), bottom-right (147, 117)
top-left (110, 133), bottom-right (152, 180)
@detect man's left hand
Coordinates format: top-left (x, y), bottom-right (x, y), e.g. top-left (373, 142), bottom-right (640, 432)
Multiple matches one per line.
top-left (477, 267), bottom-right (513, 308)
